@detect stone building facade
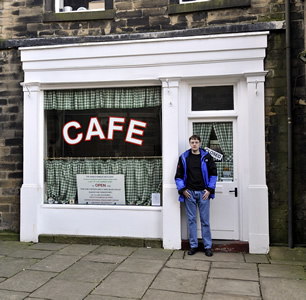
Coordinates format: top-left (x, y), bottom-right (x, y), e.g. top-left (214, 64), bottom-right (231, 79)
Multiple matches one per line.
top-left (0, 0), bottom-right (305, 247)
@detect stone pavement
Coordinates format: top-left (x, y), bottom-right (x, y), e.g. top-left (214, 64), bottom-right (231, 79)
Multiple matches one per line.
top-left (0, 241), bottom-right (305, 300)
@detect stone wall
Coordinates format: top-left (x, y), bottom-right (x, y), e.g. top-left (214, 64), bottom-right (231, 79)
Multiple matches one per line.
top-left (0, 48), bottom-right (23, 231)
top-left (0, 0), bottom-right (305, 245)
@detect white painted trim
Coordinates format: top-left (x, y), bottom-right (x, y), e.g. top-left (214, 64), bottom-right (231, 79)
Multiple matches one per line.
top-left (20, 32), bottom-right (270, 252)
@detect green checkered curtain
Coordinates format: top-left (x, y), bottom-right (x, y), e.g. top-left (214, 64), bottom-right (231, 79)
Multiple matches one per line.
top-left (45, 159), bottom-right (162, 205)
top-left (213, 122), bottom-right (233, 179)
top-left (193, 123), bottom-right (213, 147)
top-left (44, 87), bottom-right (161, 110)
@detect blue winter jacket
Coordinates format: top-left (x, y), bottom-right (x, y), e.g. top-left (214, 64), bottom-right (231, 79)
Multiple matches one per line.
top-left (175, 148), bottom-right (218, 202)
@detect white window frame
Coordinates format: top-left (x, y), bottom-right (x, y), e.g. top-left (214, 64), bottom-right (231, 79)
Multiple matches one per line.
top-left (180, 0), bottom-right (211, 4)
top-left (55, 0), bottom-right (105, 13)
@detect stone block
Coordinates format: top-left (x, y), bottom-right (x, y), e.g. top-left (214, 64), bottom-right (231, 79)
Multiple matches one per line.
top-left (260, 277), bottom-right (306, 300)
top-left (166, 258), bottom-right (210, 271)
top-left (133, 0), bottom-right (168, 9)
top-left (151, 268), bottom-right (207, 294)
top-left (130, 247), bottom-right (173, 261)
top-left (143, 290), bottom-right (202, 300)
top-left (0, 257), bottom-right (38, 277)
top-left (116, 257), bottom-right (164, 274)
top-left (28, 254), bottom-right (81, 273)
top-left (56, 260), bottom-right (116, 283)
top-left (127, 16), bottom-right (149, 27)
top-left (56, 244), bottom-right (99, 256)
top-left (93, 272), bottom-right (155, 298)
top-left (209, 268), bottom-right (259, 281)
top-left (30, 279), bottom-right (97, 300)
top-left (259, 264), bottom-right (305, 279)
top-left (144, 238), bottom-right (162, 248)
top-left (206, 278), bottom-right (260, 297)
top-left (90, 245), bottom-right (136, 256)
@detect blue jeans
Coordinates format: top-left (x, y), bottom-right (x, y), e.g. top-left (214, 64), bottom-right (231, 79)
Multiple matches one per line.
top-left (184, 190), bottom-right (212, 249)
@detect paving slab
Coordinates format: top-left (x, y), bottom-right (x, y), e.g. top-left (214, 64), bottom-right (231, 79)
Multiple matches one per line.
top-left (269, 259), bottom-right (306, 266)
top-left (151, 267), bottom-right (207, 294)
top-left (115, 257), bottom-right (165, 274)
top-left (166, 258), bottom-right (210, 271)
top-left (130, 247), bottom-right (173, 261)
top-left (28, 254), bottom-right (81, 272)
top-left (184, 252), bottom-right (245, 262)
top-left (143, 289), bottom-right (202, 300)
top-left (91, 245), bottom-right (137, 256)
top-left (205, 278), bottom-right (260, 297)
top-left (260, 277), bottom-right (306, 300)
top-left (28, 243), bottom-right (68, 251)
top-left (244, 253), bottom-right (269, 263)
top-left (92, 271), bottom-right (155, 298)
top-left (85, 295), bottom-right (133, 300)
top-left (8, 249), bottom-right (54, 259)
top-left (258, 263), bottom-right (306, 279)
top-left (0, 270), bottom-right (56, 292)
top-left (0, 241), bottom-right (31, 255)
top-left (56, 260), bottom-right (116, 283)
top-left (56, 244), bottom-right (99, 256)
top-left (29, 279), bottom-right (97, 300)
top-left (203, 293), bottom-right (261, 300)
top-left (212, 261), bottom-right (257, 270)
top-left (209, 268), bottom-right (258, 281)
top-left (0, 290), bottom-right (30, 300)
top-left (81, 253), bottom-right (128, 264)
top-left (0, 257), bottom-right (38, 277)
top-left (269, 246), bottom-right (306, 263)
top-left (171, 250), bottom-right (185, 259)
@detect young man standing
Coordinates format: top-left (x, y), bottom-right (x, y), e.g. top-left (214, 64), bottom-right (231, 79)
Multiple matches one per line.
top-left (175, 135), bottom-right (217, 256)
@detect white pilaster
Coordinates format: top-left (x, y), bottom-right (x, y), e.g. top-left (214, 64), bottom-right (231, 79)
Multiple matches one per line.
top-left (20, 83), bottom-right (44, 242)
top-left (246, 74), bottom-right (269, 253)
top-left (161, 78), bottom-right (181, 249)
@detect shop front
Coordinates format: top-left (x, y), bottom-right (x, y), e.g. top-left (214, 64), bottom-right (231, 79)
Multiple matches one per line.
top-left (20, 32), bottom-right (270, 253)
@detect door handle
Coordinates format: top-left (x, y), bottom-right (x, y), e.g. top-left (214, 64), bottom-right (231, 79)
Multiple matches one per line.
top-left (229, 188), bottom-right (238, 197)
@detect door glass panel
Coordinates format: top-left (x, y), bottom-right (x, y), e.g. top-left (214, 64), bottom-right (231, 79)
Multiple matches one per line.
top-left (193, 122), bottom-right (233, 182)
top-left (192, 86), bottom-right (234, 111)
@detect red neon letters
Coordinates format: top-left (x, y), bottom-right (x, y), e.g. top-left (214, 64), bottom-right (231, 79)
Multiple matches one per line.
top-left (63, 117), bottom-right (147, 146)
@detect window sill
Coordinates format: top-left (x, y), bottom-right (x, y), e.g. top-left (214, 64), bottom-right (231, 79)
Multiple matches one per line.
top-left (168, 0), bottom-right (251, 15)
top-left (42, 204), bottom-right (163, 211)
top-left (43, 9), bottom-right (115, 22)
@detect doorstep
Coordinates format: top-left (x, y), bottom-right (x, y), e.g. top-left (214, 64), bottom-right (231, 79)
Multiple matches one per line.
top-left (181, 239), bottom-right (249, 253)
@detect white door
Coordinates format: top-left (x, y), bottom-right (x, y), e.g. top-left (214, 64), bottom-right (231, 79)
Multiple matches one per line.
top-left (191, 120), bottom-right (239, 240)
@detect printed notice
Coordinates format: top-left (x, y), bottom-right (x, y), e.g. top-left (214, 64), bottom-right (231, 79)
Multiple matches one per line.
top-left (151, 193), bottom-right (161, 206)
top-left (77, 174), bottom-right (125, 205)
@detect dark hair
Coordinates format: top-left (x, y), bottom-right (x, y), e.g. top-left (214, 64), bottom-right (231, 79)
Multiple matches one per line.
top-left (189, 135), bottom-right (201, 142)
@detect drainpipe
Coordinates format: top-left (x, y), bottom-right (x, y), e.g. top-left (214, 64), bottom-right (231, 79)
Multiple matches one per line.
top-left (285, 0), bottom-right (293, 248)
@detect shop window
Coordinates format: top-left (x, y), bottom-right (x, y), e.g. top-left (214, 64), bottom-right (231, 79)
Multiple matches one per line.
top-left (180, 0), bottom-right (210, 3)
top-left (44, 87), bottom-right (162, 206)
top-left (192, 86), bottom-right (234, 111)
top-left (193, 122), bottom-right (233, 182)
top-left (53, 0), bottom-right (106, 13)
top-left (44, 0), bottom-right (114, 22)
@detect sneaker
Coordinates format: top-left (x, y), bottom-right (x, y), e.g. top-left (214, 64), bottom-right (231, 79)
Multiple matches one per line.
top-left (205, 248), bottom-right (213, 257)
top-left (187, 248), bottom-right (198, 255)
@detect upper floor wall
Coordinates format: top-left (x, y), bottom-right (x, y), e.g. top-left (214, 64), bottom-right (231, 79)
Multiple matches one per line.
top-left (0, 0), bottom-right (288, 40)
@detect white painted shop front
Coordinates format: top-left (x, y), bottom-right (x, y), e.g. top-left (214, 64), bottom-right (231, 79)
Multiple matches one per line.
top-left (20, 32), bottom-right (270, 253)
